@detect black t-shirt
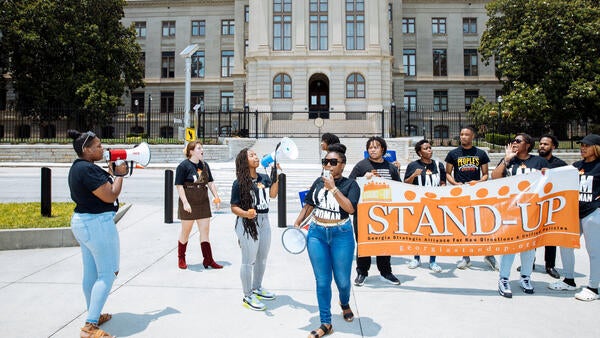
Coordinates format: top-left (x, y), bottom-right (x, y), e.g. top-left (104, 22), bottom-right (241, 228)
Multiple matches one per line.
top-left (175, 160), bottom-right (214, 185)
top-left (573, 158), bottom-right (600, 218)
top-left (546, 155), bottom-right (567, 169)
top-left (498, 155), bottom-right (549, 176)
top-left (304, 176), bottom-right (360, 220)
top-left (444, 146), bottom-right (490, 183)
top-left (404, 159), bottom-right (446, 187)
top-left (68, 159), bottom-right (118, 214)
top-left (230, 173), bottom-right (272, 213)
top-left (349, 158), bottom-right (402, 182)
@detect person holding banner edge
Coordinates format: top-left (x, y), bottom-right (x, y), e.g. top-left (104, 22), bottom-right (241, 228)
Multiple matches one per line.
top-left (404, 139), bottom-right (446, 273)
top-left (548, 134), bottom-right (600, 301)
top-left (294, 143), bottom-right (360, 338)
top-left (231, 148), bottom-right (279, 311)
top-left (491, 133), bottom-right (549, 298)
top-left (175, 141), bottom-right (222, 270)
top-left (350, 136), bottom-right (402, 286)
top-left (445, 126), bottom-right (499, 270)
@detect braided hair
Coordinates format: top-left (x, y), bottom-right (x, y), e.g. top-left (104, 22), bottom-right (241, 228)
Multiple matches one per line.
top-left (235, 148), bottom-right (259, 240)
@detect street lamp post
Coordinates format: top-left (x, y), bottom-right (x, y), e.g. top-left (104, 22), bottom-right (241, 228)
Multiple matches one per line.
top-left (179, 44), bottom-right (201, 140)
top-left (498, 96), bottom-right (503, 146)
top-left (391, 101), bottom-right (396, 137)
top-left (134, 99), bottom-right (139, 135)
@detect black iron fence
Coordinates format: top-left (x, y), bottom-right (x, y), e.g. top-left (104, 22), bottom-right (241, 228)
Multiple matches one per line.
top-left (0, 106), bottom-right (591, 148)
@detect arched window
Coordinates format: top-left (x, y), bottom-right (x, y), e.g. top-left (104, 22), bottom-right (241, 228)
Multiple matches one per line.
top-left (273, 73), bottom-right (292, 98)
top-left (346, 73), bottom-right (365, 98)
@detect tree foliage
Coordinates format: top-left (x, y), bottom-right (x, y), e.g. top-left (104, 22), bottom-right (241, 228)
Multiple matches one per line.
top-left (474, 0), bottom-right (600, 136)
top-left (0, 0), bottom-right (144, 128)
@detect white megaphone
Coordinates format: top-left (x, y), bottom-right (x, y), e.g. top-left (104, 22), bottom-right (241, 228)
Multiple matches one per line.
top-left (103, 142), bottom-right (151, 175)
top-left (260, 137), bottom-right (299, 168)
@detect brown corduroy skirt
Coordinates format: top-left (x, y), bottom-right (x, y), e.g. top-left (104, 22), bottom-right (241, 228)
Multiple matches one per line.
top-left (178, 183), bottom-right (212, 220)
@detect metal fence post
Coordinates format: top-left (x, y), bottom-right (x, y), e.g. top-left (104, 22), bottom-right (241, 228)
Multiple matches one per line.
top-left (165, 169), bottom-right (174, 223)
top-left (255, 109), bottom-right (258, 139)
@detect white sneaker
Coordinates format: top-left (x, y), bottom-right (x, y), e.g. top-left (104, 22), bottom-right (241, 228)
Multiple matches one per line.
top-left (575, 288), bottom-right (600, 301)
top-left (253, 287), bottom-right (275, 300)
top-left (408, 259), bottom-right (420, 269)
top-left (456, 257), bottom-right (471, 270)
top-left (243, 294), bottom-right (266, 311)
top-left (519, 276), bottom-right (534, 294)
top-left (548, 280), bottom-right (578, 291)
top-left (429, 262), bottom-right (442, 273)
top-left (498, 278), bottom-right (512, 298)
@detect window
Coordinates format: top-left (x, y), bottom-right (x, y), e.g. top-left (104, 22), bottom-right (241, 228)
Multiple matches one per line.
top-left (162, 21), bottom-right (176, 37)
top-left (432, 18), bottom-right (446, 34)
top-left (131, 93), bottom-right (145, 113)
top-left (403, 49), bottom-right (416, 76)
top-left (245, 5), bottom-right (249, 23)
top-left (310, 0), bottom-right (328, 50)
top-left (273, 0), bottom-right (292, 51)
top-left (404, 90), bottom-right (417, 136)
top-left (221, 19), bottom-right (235, 35)
top-left (434, 125), bottom-right (449, 138)
top-left (160, 92), bottom-right (174, 113)
top-left (273, 73), bottom-right (292, 98)
top-left (388, 3), bottom-right (393, 23)
top-left (139, 52), bottom-right (145, 78)
top-left (134, 22), bottom-right (146, 38)
top-left (221, 91), bottom-right (234, 112)
top-left (402, 18), bottom-right (415, 34)
top-left (192, 51), bottom-right (205, 78)
top-left (221, 50), bottom-right (234, 77)
top-left (433, 49), bottom-right (447, 76)
top-left (433, 90), bottom-right (448, 112)
top-left (192, 20), bottom-right (206, 36)
top-left (346, 73), bottom-right (365, 98)
top-left (464, 49), bottom-right (478, 76)
top-left (161, 51), bottom-right (175, 78)
top-left (465, 90), bottom-right (479, 111)
top-left (345, 0), bottom-right (365, 50)
top-left (463, 18), bottom-right (477, 34)
top-left (191, 92), bottom-right (204, 111)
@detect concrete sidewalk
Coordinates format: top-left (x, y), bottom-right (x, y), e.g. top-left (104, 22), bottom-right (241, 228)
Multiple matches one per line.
top-left (0, 203), bottom-right (598, 338)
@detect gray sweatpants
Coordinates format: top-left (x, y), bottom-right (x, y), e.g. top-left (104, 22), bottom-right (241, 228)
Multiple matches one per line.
top-left (235, 213), bottom-right (272, 297)
top-left (560, 208), bottom-right (600, 288)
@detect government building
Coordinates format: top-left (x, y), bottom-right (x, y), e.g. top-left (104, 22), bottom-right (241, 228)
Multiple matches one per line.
top-left (123, 0), bottom-right (500, 137)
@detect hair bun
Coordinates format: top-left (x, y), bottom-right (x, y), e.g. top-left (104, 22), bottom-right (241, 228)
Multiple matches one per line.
top-left (327, 143), bottom-right (346, 154)
top-left (67, 129), bottom-right (81, 140)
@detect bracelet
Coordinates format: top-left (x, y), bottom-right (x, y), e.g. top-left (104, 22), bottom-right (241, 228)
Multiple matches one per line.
top-left (331, 187), bottom-right (339, 195)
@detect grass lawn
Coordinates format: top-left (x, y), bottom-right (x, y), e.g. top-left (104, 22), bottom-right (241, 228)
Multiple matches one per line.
top-left (0, 202), bottom-right (75, 229)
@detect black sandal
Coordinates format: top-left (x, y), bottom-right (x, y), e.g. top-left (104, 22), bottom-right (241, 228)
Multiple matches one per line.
top-left (308, 323), bottom-right (333, 338)
top-left (341, 303), bottom-right (354, 322)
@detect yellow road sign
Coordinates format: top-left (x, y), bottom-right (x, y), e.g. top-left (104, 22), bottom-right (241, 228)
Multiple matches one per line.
top-left (185, 128), bottom-right (196, 141)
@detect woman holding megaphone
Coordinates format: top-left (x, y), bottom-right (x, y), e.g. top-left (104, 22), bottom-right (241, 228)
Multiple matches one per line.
top-left (175, 141), bottom-right (222, 270)
top-left (67, 130), bottom-right (128, 338)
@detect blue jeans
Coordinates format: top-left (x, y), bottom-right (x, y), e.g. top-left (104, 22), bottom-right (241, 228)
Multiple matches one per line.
top-left (500, 250), bottom-right (535, 279)
top-left (414, 255), bottom-right (436, 263)
top-left (307, 220), bottom-right (355, 325)
top-left (71, 212), bottom-right (120, 324)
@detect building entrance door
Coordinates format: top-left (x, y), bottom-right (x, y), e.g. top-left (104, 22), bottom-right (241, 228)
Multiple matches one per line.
top-left (308, 74), bottom-right (329, 119)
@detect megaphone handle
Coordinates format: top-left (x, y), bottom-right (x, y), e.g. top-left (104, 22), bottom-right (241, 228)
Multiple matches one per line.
top-left (129, 161), bottom-right (134, 176)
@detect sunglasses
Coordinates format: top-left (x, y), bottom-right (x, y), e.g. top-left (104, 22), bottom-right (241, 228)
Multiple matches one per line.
top-left (511, 139), bottom-right (524, 144)
top-left (81, 131), bottom-right (96, 152)
top-left (322, 158), bottom-right (341, 166)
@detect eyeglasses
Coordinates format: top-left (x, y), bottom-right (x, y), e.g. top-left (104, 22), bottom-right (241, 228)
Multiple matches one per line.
top-left (81, 131), bottom-right (96, 152)
top-left (322, 158), bottom-right (341, 166)
top-left (512, 139), bottom-right (524, 144)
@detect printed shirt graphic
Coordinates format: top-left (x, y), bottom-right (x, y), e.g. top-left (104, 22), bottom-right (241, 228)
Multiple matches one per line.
top-left (305, 176), bottom-right (360, 220)
top-left (230, 173), bottom-right (272, 213)
top-left (349, 158), bottom-right (402, 182)
top-left (502, 155), bottom-right (548, 177)
top-left (404, 159), bottom-right (446, 187)
top-left (573, 158), bottom-right (600, 218)
top-left (445, 146), bottom-right (490, 183)
top-left (174, 160), bottom-right (214, 185)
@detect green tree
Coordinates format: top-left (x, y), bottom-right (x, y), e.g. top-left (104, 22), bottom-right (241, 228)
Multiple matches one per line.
top-left (0, 0), bottom-right (144, 128)
top-left (476, 0), bottom-right (600, 137)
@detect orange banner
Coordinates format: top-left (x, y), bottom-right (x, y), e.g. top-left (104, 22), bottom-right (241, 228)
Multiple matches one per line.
top-left (356, 166), bottom-right (580, 257)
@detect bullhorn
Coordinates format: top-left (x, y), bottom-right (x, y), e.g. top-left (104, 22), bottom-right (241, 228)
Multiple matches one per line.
top-left (103, 142), bottom-right (151, 176)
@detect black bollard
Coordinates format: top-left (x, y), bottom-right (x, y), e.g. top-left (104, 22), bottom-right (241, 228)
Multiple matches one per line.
top-left (164, 169), bottom-right (173, 223)
top-left (41, 167), bottom-right (51, 217)
top-left (277, 173), bottom-right (286, 227)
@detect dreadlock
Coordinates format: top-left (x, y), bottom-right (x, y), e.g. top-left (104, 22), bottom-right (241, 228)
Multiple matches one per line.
top-left (235, 148), bottom-right (259, 240)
